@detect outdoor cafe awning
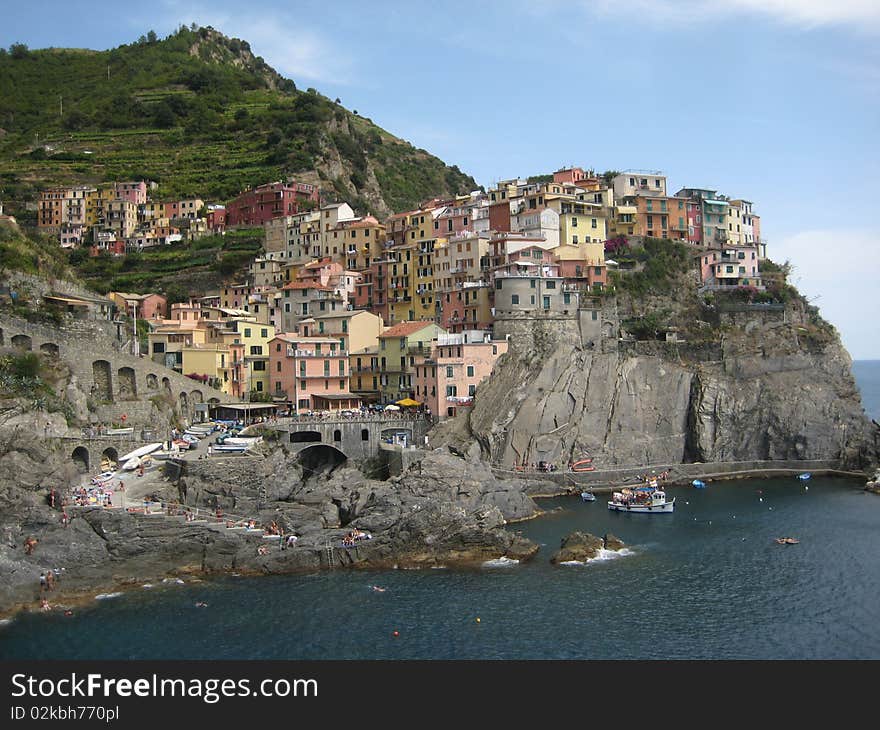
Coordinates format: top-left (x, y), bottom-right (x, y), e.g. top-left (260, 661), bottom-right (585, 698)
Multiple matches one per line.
top-left (395, 397), bottom-right (421, 407)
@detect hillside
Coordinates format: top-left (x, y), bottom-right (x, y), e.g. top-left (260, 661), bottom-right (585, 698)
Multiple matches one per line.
top-left (0, 26), bottom-right (478, 219)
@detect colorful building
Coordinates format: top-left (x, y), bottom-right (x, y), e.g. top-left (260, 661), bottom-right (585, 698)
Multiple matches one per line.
top-left (377, 320), bottom-right (445, 403)
top-left (269, 334), bottom-right (359, 412)
top-left (225, 182), bottom-right (320, 228)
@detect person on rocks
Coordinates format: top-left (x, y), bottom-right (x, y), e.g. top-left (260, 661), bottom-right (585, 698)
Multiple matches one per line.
top-left (61, 511), bottom-right (69, 528)
top-left (24, 536), bottom-right (37, 555)
top-left (39, 572), bottom-right (47, 593)
top-left (46, 570), bottom-right (55, 591)
top-left (40, 598), bottom-right (51, 612)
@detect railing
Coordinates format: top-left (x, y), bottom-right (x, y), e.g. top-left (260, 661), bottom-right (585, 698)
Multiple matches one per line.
top-left (287, 348), bottom-right (348, 358)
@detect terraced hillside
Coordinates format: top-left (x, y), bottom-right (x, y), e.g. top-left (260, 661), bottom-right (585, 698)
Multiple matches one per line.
top-left (0, 26), bottom-right (478, 219)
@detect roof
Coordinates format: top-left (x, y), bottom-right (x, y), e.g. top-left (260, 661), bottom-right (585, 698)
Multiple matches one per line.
top-left (379, 320), bottom-right (437, 339)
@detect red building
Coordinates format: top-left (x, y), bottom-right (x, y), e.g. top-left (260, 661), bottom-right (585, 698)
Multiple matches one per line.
top-left (225, 182), bottom-right (320, 228)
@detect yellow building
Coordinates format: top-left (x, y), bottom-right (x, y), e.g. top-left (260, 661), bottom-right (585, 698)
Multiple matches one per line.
top-left (227, 319), bottom-right (275, 397)
top-left (86, 187), bottom-right (116, 228)
top-left (377, 320), bottom-right (445, 403)
top-left (608, 205), bottom-right (640, 237)
top-left (550, 199), bottom-right (608, 245)
top-left (180, 346), bottom-right (230, 393)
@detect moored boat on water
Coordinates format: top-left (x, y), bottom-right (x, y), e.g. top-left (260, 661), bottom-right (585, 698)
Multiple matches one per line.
top-left (608, 485), bottom-right (675, 513)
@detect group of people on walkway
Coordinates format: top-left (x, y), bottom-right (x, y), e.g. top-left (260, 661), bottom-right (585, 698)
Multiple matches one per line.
top-left (342, 528), bottom-right (372, 547)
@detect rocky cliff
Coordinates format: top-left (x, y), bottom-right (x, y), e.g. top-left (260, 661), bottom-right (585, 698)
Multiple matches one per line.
top-left (466, 282), bottom-right (878, 471)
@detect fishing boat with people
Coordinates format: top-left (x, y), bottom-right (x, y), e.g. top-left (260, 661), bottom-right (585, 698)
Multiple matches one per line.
top-left (608, 483), bottom-right (675, 513)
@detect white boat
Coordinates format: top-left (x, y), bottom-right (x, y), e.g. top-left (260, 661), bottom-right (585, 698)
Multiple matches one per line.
top-left (212, 444), bottom-right (250, 452)
top-left (118, 443), bottom-right (163, 463)
top-left (580, 491), bottom-right (596, 502)
top-left (223, 436), bottom-right (263, 446)
top-left (122, 456), bottom-right (141, 471)
top-left (184, 429), bottom-right (209, 438)
top-left (608, 486), bottom-right (675, 513)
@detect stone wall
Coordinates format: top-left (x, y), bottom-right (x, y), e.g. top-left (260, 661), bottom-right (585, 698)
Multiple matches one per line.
top-left (0, 312), bottom-right (232, 427)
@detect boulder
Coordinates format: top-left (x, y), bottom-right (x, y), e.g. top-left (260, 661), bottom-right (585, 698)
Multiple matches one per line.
top-left (550, 531), bottom-right (604, 564)
top-left (603, 532), bottom-right (625, 551)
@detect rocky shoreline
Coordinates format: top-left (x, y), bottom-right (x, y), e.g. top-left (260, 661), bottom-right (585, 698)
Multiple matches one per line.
top-left (0, 438), bottom-right (552, 621)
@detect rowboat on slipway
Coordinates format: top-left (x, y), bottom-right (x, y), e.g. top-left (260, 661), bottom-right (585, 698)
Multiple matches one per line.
top-left (608, 484), bottom-right (675, 513)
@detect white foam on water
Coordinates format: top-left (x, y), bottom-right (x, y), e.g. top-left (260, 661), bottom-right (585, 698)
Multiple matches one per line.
top-left (560, 548), bottom-right (636, 566)
top-left (481, 557), bottom-right (520, 568)
top-left (430, 565), bottom-right (448, 569)
top-left (95, 592), bottom-right (123, 600)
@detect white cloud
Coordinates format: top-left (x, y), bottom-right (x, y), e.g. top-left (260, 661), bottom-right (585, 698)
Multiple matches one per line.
top-left (147, 0), bottom-right (353, 85)
top-left (771, 229), bottom-right (880, 359)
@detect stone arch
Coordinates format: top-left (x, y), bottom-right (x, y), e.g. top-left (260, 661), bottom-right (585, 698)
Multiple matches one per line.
top-left (146, 373), bottom-right (159, 391)
top-left (333, 429), bottom-right (342, 442)
top-left (295, 444), bottom-right (347, 475)
top-left (208, 397), bottom-right (220, 405)
top-left (602, 321), bottom-right (615, 339)
top-left (92, 360), bottom-right (113, 401)
top-left (39, 342), bottom-right (60, 358)
top-left (11, 334), bottom-right (32, 351)
top-left (71, 446), bottom-right (90, 473)
top-left (190, 390), bottom-right (203, 404)
top-left (162, 377), bottom-right (172, 394)
top-left (117, 366), bottom-right (137, 398)
top-left (179, 391), bottom-right (189, 413)
top-left (290, 430), bottom-right (321, 443)
top-left (101, 447), bottom-right (119, 471)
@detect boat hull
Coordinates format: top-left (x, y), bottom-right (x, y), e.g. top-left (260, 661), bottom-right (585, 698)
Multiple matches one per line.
top-left (608, 499), bottom-right (675, 513)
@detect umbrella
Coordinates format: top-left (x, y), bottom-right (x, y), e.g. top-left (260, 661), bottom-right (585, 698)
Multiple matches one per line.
top-left (395, 397), bottom-right (421, 407)
top-left (384, 404), bottom-right (401, 411)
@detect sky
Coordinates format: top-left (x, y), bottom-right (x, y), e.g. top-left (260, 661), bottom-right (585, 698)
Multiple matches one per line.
top-left (2, 0), bottom-right (879, 358)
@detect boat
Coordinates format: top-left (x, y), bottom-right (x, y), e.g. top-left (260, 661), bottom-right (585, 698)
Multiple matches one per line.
top-left (571, 458), bottom-right (595, 473)
top-left (797, 473), bottom-right (811, 481)
top-left (608, 486), bottom-right (675, 513)
top-left (212, 443), bottom-right (250, 453)
top-left (118, 443), bottom-right (163, 463)
top-left (105, 427), bottom-right (134, 436)
top-left (121, 456), bottom-right (141, 471)
top-left (692, 479), bottom-right (706, 489)
top-left (223, 436), bottom-right (263, 446)
top-left (775, 537), bottom-right (800, 545)
top-left (580, 491), bottom-right (596, 502)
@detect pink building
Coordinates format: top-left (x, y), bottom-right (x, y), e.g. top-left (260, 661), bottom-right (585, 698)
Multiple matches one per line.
top-left (552, 167), bottom-right (598, 187)
top-left (697, 245), bottom-right (762, 288)
top-left (114, 181), bottom-right (148, 205)
top-left (413, 335), bottom-right (508, 419)
top-left (206, 206), bottom-right (227, 233)
top-left (269, 334), bottom-right (359, 412)
top-left (226, 182), bottom-right (320, 228)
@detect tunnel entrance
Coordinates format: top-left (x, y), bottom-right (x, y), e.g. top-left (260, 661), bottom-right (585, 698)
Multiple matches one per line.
top-left (296, 444), bottom-right (347, 478)
top-left (290, 430), bottom-right (321, 444)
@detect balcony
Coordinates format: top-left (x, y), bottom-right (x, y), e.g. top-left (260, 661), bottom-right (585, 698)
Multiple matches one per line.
top-left (287, 348), bottom-right (348, 358)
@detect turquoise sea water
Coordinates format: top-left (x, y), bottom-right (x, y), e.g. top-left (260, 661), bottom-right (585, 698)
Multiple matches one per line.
top-left (1, 363), bottom-right (879, 660)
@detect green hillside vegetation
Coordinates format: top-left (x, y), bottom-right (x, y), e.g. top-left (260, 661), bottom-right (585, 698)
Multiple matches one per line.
top-left (70, 227), bottom-right (264, 300)
top-left (0, 221), bottom-right (72, 280)
top-left (0, 25), bottom-right (477, 217)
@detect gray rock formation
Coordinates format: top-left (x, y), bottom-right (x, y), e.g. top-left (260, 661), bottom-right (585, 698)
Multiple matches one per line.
top-left (550, 531), bottom-right (606, 564)
top-left (468, 298), bottom-right (878, 471)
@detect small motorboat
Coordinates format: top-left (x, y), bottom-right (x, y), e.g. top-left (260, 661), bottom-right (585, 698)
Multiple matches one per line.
top-left (580, 491), bottom-right (596, 502)
top-left (692, 479), bottom-right (706, 489)
top-left (798, 473), bottom-right (811, 481)
top-left (775, 537), bottom-right (800, 545)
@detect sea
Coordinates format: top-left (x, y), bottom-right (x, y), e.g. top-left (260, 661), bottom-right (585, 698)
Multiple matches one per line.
top-left (1, 362), bottom-right (879, 660)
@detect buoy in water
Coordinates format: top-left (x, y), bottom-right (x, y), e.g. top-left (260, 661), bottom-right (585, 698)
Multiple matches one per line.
top-left (393, 630), bottom-right (399, 637)
top-left (476, 617), bottom-right (481, 623)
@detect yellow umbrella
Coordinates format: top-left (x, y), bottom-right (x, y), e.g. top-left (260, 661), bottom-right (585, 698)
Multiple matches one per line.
top-left (395, 397), bottom-right (421, 407)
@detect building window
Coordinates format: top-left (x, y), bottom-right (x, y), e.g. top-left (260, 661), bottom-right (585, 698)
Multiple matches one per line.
top-left (468, 384), bottom-right (476, 397)
top-left (261, 328), bottom-right (268, 338)
top-left (511, 294), bottom-right (520, 305)
top-left (546, 280), bottom-right (556, 289)
top-left (244, 328), bottom-right (251, 337)
top-left (252, 361), bottom-right (266, 371)
top-left (467, 365), bottom-right (474, 377)
top-left (446, 385), bottom-right (457, 397)
top-left (446, 366), bottom-right (454, 378)
top-left (571, 217), bottom-right (577, 227)
top-left (276, 361), bottom-right (281, 372)
top-left (255, 381), bottom-right (263, 392)
top-left (543, 296), bottom-right (550, 310)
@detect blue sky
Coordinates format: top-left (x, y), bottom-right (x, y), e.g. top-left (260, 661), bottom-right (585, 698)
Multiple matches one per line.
top-left (2, 0), bottom-right (879, 358)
